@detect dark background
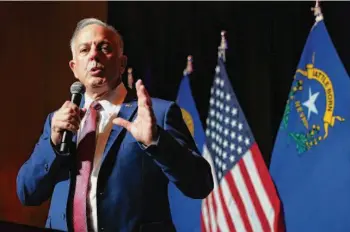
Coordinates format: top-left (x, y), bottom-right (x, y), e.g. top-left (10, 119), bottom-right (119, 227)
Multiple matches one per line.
top-left (108, 1), bottom-right (350, 166)
top-left (1, 1), bottom-right (350, 229)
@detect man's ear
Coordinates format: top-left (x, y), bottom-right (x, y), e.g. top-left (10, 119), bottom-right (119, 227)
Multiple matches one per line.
top-left (120, 55), bottom-right (128, 74)
top-left (69, 60), bottom-right (78, 79)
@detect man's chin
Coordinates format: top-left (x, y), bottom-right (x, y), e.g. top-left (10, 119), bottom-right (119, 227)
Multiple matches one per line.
top-left (90, 77), bottom-right (108, 88)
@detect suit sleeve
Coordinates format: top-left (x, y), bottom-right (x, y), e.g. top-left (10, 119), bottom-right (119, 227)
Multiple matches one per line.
top-left (16, 114), bottom-right (71, 206)
top-left (141, 102), bottom-right (214, 199)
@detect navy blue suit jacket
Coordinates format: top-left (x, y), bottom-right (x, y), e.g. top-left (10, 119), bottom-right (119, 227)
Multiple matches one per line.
top-left (17, 94), bottom-right (213, 232)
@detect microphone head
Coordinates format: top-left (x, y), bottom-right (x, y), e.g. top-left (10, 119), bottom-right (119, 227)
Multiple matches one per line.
top-left (70, 81), bottom-right (85, 95)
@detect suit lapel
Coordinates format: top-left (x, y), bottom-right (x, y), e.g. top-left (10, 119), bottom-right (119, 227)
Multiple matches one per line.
top-left (101, 93), bottom-right (138, 164)
top-left (75, 90), bottom-right (137, 163)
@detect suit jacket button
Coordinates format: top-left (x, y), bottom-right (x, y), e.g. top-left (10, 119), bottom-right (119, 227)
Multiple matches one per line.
top-left (100, 227), bottom-right (104, 231)
top-left (61, 213), bottom-right (66, 220)
top-left (44, 164), bottom-right (49, 172)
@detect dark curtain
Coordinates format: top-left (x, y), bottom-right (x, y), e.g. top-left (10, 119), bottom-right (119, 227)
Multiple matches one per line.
top-left (108, 2), bottom-right (350, 166)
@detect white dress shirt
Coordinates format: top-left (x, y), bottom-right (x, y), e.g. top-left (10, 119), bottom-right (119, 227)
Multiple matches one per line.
top-left (77, 83), bottom-right (127, 232)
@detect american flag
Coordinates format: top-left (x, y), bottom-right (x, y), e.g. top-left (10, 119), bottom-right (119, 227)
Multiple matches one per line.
top-left (200, 58), bottom-right (284, 232)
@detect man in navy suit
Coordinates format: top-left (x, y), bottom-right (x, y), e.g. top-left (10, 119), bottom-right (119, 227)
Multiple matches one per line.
top-left (16, 18), bottom-right (213, 232)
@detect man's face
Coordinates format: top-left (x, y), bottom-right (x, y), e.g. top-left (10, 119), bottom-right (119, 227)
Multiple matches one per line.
top-left (69, 24), bottom-right (125, 93)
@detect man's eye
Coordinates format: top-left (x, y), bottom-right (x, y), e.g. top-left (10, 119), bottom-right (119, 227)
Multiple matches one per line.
top-left (101, 46), bottom-right (111, 53)
top-left (80, 48), bottom-right (88, 53)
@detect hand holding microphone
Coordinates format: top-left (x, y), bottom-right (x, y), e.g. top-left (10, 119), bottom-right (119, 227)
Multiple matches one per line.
top-left (51, 82), bottom-right (85, 153)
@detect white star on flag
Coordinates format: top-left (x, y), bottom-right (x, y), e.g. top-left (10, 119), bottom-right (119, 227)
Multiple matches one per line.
top-left (215, 66), bottom-right (220, 74)
top-left (302, 87), bottom-right (320, 120)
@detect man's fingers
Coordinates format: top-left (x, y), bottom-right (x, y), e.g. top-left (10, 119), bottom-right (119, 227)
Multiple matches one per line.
top-left (54, 121), bottom-right (79, 133)
top-left (52, 101), bottom-right (85, 138)
top-left (62, 100), bottom-right (79, 112)
top-left (67, 117), bottom-right (80, 129)
top-left (137, 102), bottom-right (155, 117)
top-left (61, 108), bottom-right (74, 116)
top-left (113, 117), bottom-right (132, 132)
top-left (136, 80), bottom-right (145, 100)
top-left (57, 109), bottom-right (80, 121)
top-left (62, 100), bottom-right (70, 108)
top-left (67, 103), bottom-right (80, 114)
top-left (135, 79), bottom-right (142, 92)
top-left (60, 106), bottom-right (79, 117)
top-left (138, 95), bottom-right (150, 109)
top-left (136, 80), bottom-right (152, 108)
top-left (70, 103), bottom-right (80, 112)
top-left (79, 108), bottom-right (87, 119)
top-left (135, 80), bottom-right (155, 120)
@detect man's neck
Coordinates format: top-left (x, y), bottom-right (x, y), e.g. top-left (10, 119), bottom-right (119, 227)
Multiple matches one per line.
top-left (85, 82), bottom-right (127, 105)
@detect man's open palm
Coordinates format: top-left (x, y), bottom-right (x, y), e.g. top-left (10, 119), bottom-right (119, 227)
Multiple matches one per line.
top-left (113, 79), bottom-right (158, 146)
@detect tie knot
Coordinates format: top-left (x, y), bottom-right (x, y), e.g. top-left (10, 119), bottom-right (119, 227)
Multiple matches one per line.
top-left (90, 101), bottom-right (102, 111)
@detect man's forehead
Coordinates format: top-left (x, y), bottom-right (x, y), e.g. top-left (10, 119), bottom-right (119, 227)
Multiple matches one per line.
top-left (75, 24), bottom-right (117, 45)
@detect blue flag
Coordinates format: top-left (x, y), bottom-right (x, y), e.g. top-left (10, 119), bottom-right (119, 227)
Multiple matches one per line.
top-left (270, 14), bottom-right (350, 232)
top-left (168, 74), bottom-right (205, 232)
top-left (176, 75), bottom-right (206, 152)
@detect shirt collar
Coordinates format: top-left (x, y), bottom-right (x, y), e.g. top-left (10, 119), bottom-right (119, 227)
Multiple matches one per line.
top-left (83, 83), bottom-right (127, 115)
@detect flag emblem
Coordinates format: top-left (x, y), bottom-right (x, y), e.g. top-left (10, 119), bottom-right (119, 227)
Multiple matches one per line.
top-left (180, 108), bottom-right (195, 136)
top-left (281, 60), bottom-right (345, 154)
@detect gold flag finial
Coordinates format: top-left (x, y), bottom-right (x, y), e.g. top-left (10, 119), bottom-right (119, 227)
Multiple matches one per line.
top-left (127, 67), bottom-right (134, 89)
top-left (183, 55), bottom-right (193, 76)
top-left (218, 30), bottom-right (228, 62)
top-left (311, 0), bottom-right (323, 23)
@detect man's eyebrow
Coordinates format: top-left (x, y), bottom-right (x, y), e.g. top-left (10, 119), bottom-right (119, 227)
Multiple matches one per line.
top-left (76, 40), bottom-right (111, 49)
top-left (100, 40), bottom-right (111, 45)
top-left (77, 42), bottom-right (90, 48)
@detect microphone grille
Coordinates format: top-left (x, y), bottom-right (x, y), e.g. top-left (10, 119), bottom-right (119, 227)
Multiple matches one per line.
top-left (70, 81), bottom-right (85, 95)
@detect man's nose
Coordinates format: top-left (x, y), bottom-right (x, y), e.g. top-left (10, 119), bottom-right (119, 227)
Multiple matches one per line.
top-left (88, 48), bottom-right (100, 61)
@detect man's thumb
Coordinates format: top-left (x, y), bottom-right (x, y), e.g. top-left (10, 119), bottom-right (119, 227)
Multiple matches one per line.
top-left (113, 117), bottom-right (132, 131)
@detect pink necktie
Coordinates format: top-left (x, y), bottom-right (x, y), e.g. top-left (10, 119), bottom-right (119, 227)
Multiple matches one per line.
top-left (72, 101), bottom-right (100, 232)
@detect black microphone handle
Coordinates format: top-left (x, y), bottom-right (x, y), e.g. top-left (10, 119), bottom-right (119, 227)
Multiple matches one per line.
top-left (59, 93), bottom-right (83, 154)
top-left (59, 131), bottom-right (72, 154)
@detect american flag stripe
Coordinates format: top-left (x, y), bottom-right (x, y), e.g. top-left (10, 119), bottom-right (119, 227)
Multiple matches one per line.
top-left (217, 181), bottom-right (237, 232)
top-left (221, 178), bottom-right (248, 231)
top-left (203, 150), bottom-right (215, 232)
top-left (204, 146), bottom-right (232, 232)
top-left (202, 147), bottom-right (226, 232)
top-left (204, 197), bottom-right (211, 232)
top-left (249, 144), bottom-right (284, 232)
top-left (240, 150), bottom-right (271, 232)
top-left (202, 195), bottom-right (213, 232)
top-left (230, 164), bottom-right (264, 232)
top-left (213, 191), bottom-right (227, 232)
top-left (210, 190), bottom-right (221, 232)
top-left (250, 144), bottom-right (279, 211)
top-left (224, 171), bottom-right (253, 232)
top-left (208, 193), bottom-right (218, 232)
top-left (212, 181), bottom-right (229, 232)
top-left (201, 210), bottom-right (207, 232)
top-left (244, 145), bottom-right (276, 231)
top-left (202, 140), bottom-right (277, 232)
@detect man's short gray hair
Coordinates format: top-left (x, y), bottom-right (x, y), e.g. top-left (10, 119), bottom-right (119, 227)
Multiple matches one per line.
top-left (70, 18), bottom-right (124, 57)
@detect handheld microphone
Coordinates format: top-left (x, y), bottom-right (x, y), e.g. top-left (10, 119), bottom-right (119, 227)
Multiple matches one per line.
top-left (59, 81), bottom-right (85, 154)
